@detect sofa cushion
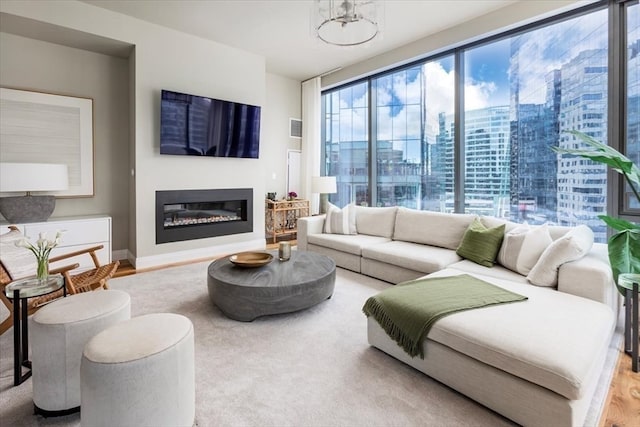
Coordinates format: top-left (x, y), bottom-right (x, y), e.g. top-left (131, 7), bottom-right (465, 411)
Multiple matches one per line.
top-left (422, 268), bottom-right (615, 400)
top-left (393, 208), bottom-right (477, 250)
top-left (480, 216), bottom-right (519, 233)
top-left (324, 202), bottom-right (357, 235)
top-left (355, 206), bottom-right (397, 238)
top-left (497, 223), bottom-right (553, 275)
top-left (527, 225), bottom-right (594, 287)
top-left (361, 241), bottom-right (461, 274)
top-left (448, 260), bottom-right (529, 284)
top-left (307, 233), bottom-right (390, 256)
top-left (456, 218), bottom-right (505, 267)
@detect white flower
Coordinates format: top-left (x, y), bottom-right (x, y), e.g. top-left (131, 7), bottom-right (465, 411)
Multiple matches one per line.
top-left (15, 230), bottom-right (64, 262)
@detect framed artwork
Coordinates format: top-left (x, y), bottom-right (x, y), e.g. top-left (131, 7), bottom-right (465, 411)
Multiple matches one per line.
top-left (0, 87), bottom-right (94, 197)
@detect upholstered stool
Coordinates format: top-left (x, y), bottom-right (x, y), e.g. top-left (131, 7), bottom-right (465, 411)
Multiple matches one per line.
top-left (30, 289), bottom-right (131, 416)
top-left (81, 313), bottom-right (195, 427)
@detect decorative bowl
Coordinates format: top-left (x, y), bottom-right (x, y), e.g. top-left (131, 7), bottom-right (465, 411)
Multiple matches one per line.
top-left (229, 251), bottom-right (273, 268)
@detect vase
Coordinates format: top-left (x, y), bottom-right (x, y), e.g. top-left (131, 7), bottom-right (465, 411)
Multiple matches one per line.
top-left (36, 257), bottom-right (49, 282)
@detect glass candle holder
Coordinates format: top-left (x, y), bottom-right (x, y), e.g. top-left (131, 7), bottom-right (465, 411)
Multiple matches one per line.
top-left (278, 241), bottom-right (291, 261)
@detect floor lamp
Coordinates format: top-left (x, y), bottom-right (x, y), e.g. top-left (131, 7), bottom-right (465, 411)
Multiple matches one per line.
top-left (312, 176), bottom-right (337, 215)
top-left (0, 163), bottom-right (69, 223)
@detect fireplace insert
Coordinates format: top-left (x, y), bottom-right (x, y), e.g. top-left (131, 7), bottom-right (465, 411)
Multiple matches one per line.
top-left (156, 189), bottom-right (253, 244)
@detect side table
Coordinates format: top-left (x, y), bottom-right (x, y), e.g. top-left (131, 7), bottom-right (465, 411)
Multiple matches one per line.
top-left (5, 275), bottom-right (65, 386)
top-left (618, 273), bottom-right (639, 373)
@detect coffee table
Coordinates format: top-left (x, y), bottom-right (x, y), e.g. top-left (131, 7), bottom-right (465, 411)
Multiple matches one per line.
top-left (207, 250), bottom-right (336, 321)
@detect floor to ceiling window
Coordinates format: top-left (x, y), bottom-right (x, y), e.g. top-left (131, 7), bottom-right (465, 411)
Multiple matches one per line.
top-left (462, 9), bottom-right (608, 240)
top-left (321, 0), bottom-right (637, 243)
top-left (371, 58), bottom-right (455, 209)
top-left (322, 81), bottom-right (369, 208)
top-left (625, 2), bottom-right (639, 212)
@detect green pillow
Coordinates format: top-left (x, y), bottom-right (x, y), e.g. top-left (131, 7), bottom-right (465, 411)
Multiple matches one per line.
top-left (456, 218), bottom-right (505, 267)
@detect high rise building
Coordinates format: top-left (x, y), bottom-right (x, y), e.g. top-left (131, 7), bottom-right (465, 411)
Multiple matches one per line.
top-left (556, 49), bottom-right (608, 241)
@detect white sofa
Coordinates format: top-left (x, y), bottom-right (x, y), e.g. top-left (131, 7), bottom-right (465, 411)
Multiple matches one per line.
top-left (298, 206), bottom-right (619, 427)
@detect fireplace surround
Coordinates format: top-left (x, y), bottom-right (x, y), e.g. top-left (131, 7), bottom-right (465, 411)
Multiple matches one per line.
top-left (156, 189), bottom-right (253, 244)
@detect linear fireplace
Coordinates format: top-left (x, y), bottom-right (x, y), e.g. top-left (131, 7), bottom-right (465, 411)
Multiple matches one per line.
top-left (156, 189), bottom-right (253, 244)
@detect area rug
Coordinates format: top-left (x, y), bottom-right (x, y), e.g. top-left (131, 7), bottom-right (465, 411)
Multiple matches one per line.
top-left (0, 261), bottom-right (622, 426)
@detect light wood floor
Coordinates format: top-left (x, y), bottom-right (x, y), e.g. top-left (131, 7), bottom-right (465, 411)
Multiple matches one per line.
top-left (114, 240), bottom-right (639, 425)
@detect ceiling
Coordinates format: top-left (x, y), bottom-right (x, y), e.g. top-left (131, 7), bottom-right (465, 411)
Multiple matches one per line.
top-left (82, 0), bottom-right (520, 81)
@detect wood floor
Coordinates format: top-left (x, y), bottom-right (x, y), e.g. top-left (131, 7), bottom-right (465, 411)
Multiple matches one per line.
top-left (114, 241), bottom-right (639, 425)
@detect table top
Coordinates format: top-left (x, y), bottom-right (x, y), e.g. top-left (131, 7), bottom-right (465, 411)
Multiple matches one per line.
top-left (5, 275), bottom-right (64, 299)
top-left (618, 273), bottom-right (640, 291)
top-left (208, 250), bottom-right (335, 288)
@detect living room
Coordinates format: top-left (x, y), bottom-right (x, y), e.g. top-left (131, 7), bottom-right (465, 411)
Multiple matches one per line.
top-left (0, 0), bottom-right (638, 426)
top-left (3, 0), bottom-right (617, 269)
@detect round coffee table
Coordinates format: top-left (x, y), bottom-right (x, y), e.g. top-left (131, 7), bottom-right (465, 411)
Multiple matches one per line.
top-left (207, 250), bottom-right (336, 321)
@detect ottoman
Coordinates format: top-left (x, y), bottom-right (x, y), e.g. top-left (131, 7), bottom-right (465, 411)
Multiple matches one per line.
top-left (81, 313), bottom-right (195, 427)
top-left (30, 289), bottom-right (131, 415)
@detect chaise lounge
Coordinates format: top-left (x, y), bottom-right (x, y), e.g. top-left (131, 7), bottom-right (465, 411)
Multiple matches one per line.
top-left (298, 205), bottom-right (619, 426)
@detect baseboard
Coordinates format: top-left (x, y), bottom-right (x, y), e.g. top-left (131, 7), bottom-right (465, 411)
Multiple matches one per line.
top-left (129, 238), bottom-right (267, 270)
top-left (112, 249), bottom-right (129, 261)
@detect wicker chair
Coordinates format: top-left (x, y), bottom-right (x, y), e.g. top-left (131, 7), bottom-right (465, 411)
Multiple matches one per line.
top-left (0, 226), bottom-right (120, 335)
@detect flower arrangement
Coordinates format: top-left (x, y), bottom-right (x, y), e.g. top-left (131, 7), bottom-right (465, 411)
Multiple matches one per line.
top-left (287, 191), bottom-right (297, 201)
top-left (16, 231), bottom-right (63, 281)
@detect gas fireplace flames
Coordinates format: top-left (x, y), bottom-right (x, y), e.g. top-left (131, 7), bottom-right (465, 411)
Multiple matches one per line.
top-left (164, 214), bottom-right (241, 228)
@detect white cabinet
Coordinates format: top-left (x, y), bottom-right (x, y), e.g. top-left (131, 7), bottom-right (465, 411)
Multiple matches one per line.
top-left (4, 215), bottom-right (112, 272)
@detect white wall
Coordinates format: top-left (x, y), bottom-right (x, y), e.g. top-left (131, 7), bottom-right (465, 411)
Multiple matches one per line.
top-left (0, 0), bottom-right (301, 268)
top-left (263, 73), bottom-right (302, 199)
top-left (0, 32), bottom-right (130, 252)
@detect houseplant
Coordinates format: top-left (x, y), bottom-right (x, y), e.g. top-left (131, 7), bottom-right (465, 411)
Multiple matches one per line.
top-left (552, 130), bottom-right (640, 294)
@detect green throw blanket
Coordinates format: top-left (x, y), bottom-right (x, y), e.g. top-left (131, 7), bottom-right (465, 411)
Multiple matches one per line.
top-left (362, 274), bottom-right (528, 359)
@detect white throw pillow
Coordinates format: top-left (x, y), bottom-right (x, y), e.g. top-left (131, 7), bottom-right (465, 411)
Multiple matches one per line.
top-left (324, 202), bottom-right (357, 235)
top-left (527, 225), bottom-right (594, 287)
top-left (497, 222), bottom-right (553, 275)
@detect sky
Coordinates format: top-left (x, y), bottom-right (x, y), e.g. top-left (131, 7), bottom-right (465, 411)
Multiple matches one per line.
top-left (330, 6), bottom-right (622, 157)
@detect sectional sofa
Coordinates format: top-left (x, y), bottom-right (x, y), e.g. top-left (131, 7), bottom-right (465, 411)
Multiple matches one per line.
top-left (298, 205), bottom-right (619, 427)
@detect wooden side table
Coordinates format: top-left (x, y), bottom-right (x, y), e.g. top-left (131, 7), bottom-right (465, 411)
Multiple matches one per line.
top-left (265, 199), bottom-right (310, 244)
top-left (618, 273), bottom-right (639, 373)
top-left (5, 275), bottom-right (65, 386)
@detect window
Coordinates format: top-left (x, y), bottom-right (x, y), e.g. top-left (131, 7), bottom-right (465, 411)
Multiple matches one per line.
top-left (322, 82), bottom-right (368, 207)
top-left (625, 2), bottom-right (640, 211)
top-left (321, 1), bottom-right (635, 243)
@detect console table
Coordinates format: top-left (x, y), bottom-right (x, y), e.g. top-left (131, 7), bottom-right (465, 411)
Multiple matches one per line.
top-left (265, 199), bottom-right (309, 243)
top-left (2, 215), bottom-right (112, 272)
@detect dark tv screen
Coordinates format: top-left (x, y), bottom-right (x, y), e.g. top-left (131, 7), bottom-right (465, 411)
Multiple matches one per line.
top-left (160, 89), bottom-right (261, 158)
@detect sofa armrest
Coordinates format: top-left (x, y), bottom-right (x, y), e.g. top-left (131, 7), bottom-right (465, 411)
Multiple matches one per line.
top-left (557, 243), bottom-right (619, 311)
top-left (297, 215), bottom-right (325, 251)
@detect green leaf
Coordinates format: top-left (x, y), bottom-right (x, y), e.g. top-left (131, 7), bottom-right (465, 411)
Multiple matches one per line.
top-left (553, 130), bottom-right (640, 187)
top-left (607, 229), bottom-right (640, 295)
top-left (598, 215), bottom-right (640, 231)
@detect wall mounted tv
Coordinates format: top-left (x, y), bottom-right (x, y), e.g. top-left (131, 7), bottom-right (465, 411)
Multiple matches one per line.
top-left (160, 89), bottom-right (261, 158)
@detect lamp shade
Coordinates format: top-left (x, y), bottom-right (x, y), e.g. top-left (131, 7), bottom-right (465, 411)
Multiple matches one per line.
top-left (312, 176), bottom-right (337, 194)
top-left (0, 163), bottom-right (69, 193)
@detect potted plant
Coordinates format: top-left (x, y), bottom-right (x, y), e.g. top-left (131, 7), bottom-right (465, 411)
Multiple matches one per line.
top-left (552, 130), bottom-right (640, 294)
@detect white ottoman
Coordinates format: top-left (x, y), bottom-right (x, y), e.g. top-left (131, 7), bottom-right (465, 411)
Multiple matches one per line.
top-left (30, 289), bottom-right (131, 415)
top-left (81, 313), bottom-right (195, 427)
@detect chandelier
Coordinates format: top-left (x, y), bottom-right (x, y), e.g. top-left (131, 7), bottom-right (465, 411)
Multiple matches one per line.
top-left (314, 0), bottom-right (382, 47)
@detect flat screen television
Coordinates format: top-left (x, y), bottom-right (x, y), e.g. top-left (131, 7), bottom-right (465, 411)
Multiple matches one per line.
top-left (160, 89), bottom-right (261, 158)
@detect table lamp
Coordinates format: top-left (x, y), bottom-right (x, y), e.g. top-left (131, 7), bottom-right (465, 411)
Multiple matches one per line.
top-left (0, 163), bottom-right (69, 223)
top-left (312, 176), bottom-right (337, 214)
